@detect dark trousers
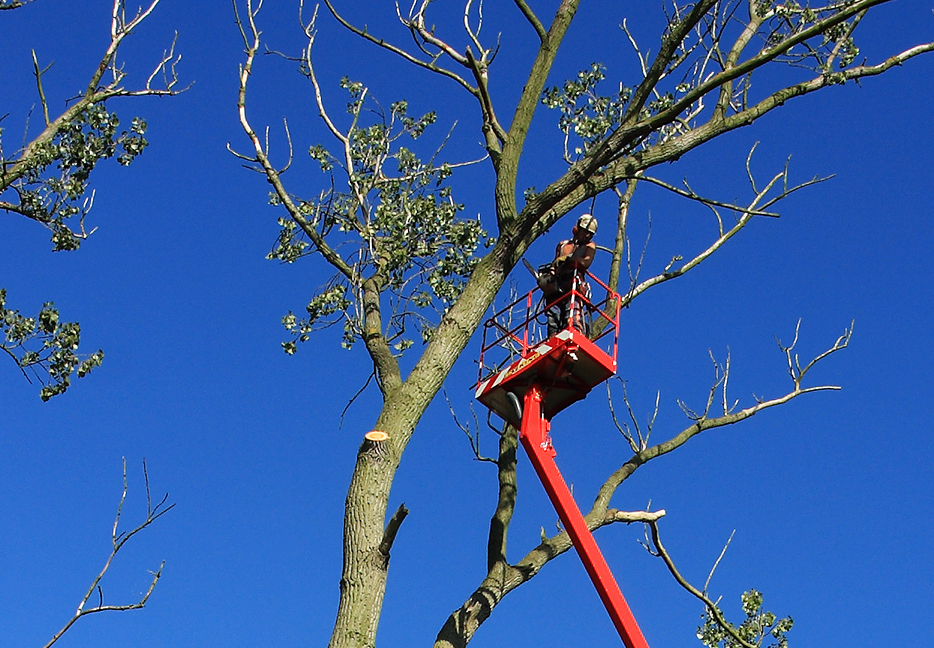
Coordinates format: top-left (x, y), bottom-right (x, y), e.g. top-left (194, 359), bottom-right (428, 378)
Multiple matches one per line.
top-left (545, 283), bottom-right (591, 338)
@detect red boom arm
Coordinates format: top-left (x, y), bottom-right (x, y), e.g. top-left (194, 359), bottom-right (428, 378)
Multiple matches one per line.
top-left (520, 385), bottom-right (650, 648)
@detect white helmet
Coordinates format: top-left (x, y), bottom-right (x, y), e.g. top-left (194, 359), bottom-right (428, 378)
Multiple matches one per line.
top-left (576, 213), bottom-right (598, 234)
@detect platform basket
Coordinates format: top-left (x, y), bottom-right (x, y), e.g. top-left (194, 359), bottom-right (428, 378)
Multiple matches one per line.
top-left (476, 271), bottom-right (622, 426)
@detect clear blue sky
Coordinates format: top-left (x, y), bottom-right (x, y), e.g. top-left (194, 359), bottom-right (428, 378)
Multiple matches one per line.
top-left (2, 2), bottom-right (932, 647)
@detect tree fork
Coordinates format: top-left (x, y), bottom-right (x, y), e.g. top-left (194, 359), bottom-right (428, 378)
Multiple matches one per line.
top-left (329, 246), bottom-right (513, 648)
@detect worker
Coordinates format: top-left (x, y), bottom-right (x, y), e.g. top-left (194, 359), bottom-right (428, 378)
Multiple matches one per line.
top-left (539, 214), bottom-right (597, 337)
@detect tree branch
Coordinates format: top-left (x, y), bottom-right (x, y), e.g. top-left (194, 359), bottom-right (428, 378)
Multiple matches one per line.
top-left (322, 0), bottom-right (478, 95)
top-left (42, 459), bottom-right (172, 648)
top-left (618, 164), bottom-right (830, 308)
top-left (646, 520), bottom-right (759, 648)
top-left (233, 0), bottom-right (356, 282)
top-left (621, 0), bottom-right (719, 126)
top-left (512, 0), bottom-right (546, 42)
top-left (378, 503), bottom-right (409, 557)
top-left (495, 0), bottom-right (580, 233)
top-left (2, 0), bottom-right (182, 199)
top-left (31, 49), bottom-right (51, 127)
top-left (520, 0), bottom-right (923, 232)
top-left (487, 423), bottom-right (517, 572)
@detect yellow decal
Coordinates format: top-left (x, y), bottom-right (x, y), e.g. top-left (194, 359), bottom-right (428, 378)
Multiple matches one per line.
top-left (505, 350), bottom-right (541, 380)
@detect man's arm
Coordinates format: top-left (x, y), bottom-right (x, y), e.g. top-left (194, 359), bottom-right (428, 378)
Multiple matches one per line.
top-left (568, 242), bottom-right (595, 270)
top-left (554, 240), bottom-right (570, 261)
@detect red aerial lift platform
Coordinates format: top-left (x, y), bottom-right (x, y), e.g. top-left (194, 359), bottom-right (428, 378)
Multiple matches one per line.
top-left (475, 271), bottom-right (650, 648)
top-left (475, 326), bottom-right (616, 427)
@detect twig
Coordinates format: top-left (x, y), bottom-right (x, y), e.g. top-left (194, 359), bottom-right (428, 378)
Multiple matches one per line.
top-left (647, 520), bottom-right (758, 648)
top-left (703, 529), bottom-right (734, 595)
top-left (31, 50), bottom-right (51, 127)
top-left (42, 459), bottom-right (173, 648)
top-left (445, 389), bottom-right (496, 463)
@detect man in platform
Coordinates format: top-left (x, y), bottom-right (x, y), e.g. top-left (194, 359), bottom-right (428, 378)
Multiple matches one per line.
top-left (540, 214), bottom-right (598, 337)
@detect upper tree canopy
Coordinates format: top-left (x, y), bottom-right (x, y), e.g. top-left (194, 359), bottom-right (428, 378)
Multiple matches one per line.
top-left (231, 2), bottom-right (933, 648)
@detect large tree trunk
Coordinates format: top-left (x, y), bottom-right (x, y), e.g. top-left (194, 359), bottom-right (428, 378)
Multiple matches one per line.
top-left (328, 246), bottom-right (512, 648)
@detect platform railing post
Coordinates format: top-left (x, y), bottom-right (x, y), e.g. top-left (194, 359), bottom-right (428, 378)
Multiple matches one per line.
top-left (519, 385), bottom-right (650, 648)
top-left (614, 290), bottom-right (622, 365)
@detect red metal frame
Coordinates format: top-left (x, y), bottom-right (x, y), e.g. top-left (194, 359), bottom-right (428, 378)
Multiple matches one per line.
top-left (475, 270), bottom-right (623, 426)
top-left (520, 385), bottom-right (649, 648)
top-left (476, 270), bottom-right (622, 384)
top-left (473, 272), bottom-right (649, 647)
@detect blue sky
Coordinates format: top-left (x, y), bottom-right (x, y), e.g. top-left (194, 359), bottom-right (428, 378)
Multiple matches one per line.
top-left (2, 1), bottom-right (933, 647)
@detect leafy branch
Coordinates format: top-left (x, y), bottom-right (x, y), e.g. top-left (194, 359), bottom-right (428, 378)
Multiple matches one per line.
top-left (233, 1), bottom-right (492, 383)
top-left (0, 289), bottom-right (103, 400)
top-left (0, 0), bottom-right (35, 10)
top-left (1, 0), bottom-right (183, 396)
top-left (1, 0), bottom-right (184, 250)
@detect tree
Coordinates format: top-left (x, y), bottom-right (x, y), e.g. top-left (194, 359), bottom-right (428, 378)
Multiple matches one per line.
top-left (1, 2), bottom-right (180, 645)
top-left (0, 0), bottom-right (182, 399)
top-left (232, 1), bottom-right (934, 646)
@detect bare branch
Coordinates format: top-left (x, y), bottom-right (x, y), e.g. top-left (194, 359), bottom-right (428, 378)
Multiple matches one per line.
top-left (607, 378), bottom-right (640, 453)
top-left (620, 160), bottom-right (831, 309)
top-left (646, 520), bottom-right (759, 648)
top-left (463, 0), bottom-right (484, 55)
top-left (42, 460), bottom-right (172, 648)
top-left (486, 421), bottom-right (517, 572)
top-left (339, 371), bottom-right (376, 428)
top-left (139, 31), bottom-right (186, 96)
top-left (512, 0), bottom-right (546, 42)
top-left (777, 319), bottom-right (853, 389)
top-left (31, 50), bottom-right (51, 127)
top-left (378, 503), bottom-right (409, 557)
top-left (633, 173), bottom-right (781, 217)
top-left (444, 389), bottom-right (496, 463)
top-left (608, 508), bottom-right (666, 524)
top-left (404, 0), bottom-right (470, 66)
top-left (90, 0), bottom-right (163, 96)
top-left (621, 0), bottom-right (719, 126)
top-left (608, 377), bottom-right (658, 451)
top-left (323, 0), bottom-right (477, 95)
top-left (704, 530), bottom-right (734, 595)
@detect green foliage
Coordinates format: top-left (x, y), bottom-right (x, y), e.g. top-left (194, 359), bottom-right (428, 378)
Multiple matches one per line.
top-left (267, 216), bottom-right (308, 262)
top-left (274, 81), bottom-right (492, 355)
top-left (281, 284), bottom-right (352, 352)
top-left (3, 104), bottom-right (148, 251)
top-left (697, 589), bottom-right (793, 648)
top-left (542, 63), bottom-right (633, 159)
top-left (541, 7), bottom-right (866, 163)
top-left (764, 3), bottom-right (862, 73)
top-left (0, 288), bottom-right (103, 400)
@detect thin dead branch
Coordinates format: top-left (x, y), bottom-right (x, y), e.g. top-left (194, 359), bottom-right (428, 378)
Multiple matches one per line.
top-left (42, 459), bottom-right (173, 648)
top-left (646, 520), bottom-right (759, 648)
top-left (445, 389), bottom-right (496, 463)
top-left (619, 153), bottom-right (832, 310)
